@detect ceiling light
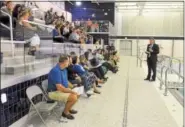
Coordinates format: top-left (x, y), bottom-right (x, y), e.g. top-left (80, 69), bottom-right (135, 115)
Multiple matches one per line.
top-left (76, 1), bottom-right (82, 6)
top-left (104, 12), bottom-right (108, 15)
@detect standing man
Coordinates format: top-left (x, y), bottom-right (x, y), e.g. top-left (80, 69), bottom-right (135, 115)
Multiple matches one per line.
top-left (144, 38), bottom-right (159, 81)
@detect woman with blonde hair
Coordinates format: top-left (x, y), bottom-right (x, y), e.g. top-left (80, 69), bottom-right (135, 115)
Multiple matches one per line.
top-left (15, 10), bottom-right (40, 55)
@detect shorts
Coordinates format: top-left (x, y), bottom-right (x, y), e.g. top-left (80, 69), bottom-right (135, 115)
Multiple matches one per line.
top-left (48, 91), bottom-right (70, 103)
top-left (30, 34), bottom-right (40, 46)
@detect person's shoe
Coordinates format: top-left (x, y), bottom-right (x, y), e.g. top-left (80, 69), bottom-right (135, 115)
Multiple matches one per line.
top-left (94, 90), bottom-right (101, 94)
top-left (96, 85), bottom-right (102, 88)
top-left (62, 112), bottom-right (74, 120)
top-left (150, 79), bottom-right (155, 82)
top-left (144, 78), bottom-right (150, 81)
top-left (113, 70), bottom-right (118, 73)
top-left (103, 77), bottom-right (108, 81)
top-left (86, 90), bottom-right (94, 95)
top-left (86, 94), bottom-right (91, 98)
top-left (69, 109), bottom-right (78, 114)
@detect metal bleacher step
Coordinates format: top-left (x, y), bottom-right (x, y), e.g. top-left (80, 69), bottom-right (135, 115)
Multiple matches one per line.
top-left (3, 55), bottom-right (35, 65)
top-left (2, 57), bottom-right (58, 74)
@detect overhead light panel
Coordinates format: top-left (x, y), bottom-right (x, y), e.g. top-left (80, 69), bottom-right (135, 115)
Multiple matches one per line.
top-left (76, 1), bottom-right (82, 6)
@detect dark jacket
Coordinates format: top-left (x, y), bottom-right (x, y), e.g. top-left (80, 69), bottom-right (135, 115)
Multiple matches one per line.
top-left (146, 43), bottom-right (159, 62)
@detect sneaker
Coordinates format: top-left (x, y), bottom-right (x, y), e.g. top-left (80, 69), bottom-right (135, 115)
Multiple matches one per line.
top-left (86, 90), bottom-right (94, 95)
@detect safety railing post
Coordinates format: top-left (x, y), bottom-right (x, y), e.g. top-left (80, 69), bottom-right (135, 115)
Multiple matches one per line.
top-left (136, 39), bottom-right (139, 67)
top-left (164, 68), bottom-right (169, 96)
top-left (160, 66), bottom-right (165, 90)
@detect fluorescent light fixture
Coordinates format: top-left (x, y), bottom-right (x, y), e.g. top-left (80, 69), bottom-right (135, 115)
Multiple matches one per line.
top-left (76, 1), bottom-right (82, 6)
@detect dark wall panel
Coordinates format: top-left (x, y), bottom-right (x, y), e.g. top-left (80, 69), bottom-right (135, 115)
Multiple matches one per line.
top-left (65, 1), bottom-right (115, 25)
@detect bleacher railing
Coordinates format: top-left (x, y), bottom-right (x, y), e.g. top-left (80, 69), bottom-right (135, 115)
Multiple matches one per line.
top-left (0, 10), bottom-right (14, 57)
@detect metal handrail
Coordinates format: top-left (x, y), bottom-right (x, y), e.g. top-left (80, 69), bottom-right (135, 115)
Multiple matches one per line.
top-left (164, 66), bottom-right (184, 96)
top-left (1, 40), bottom-right (26, 44)
top-left (0, 10), bottom-right (14, 57)
top-left (0, 23), bottom-right (10, 30)
top-left (23, 20), bottom-right (54, 29)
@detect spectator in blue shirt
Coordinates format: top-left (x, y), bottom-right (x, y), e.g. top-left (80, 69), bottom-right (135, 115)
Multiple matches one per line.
top-left (48, 54), bottom-right (79, 120)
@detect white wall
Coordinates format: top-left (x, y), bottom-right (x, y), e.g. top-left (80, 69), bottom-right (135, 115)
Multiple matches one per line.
top-left (111, 39), bottom-right (183, 59)
top-left (111, 11), bottom-right (183, 37)
top-left (110, 10), bottom-right (183, 58)
top-left (173, 40), bottom-right (183, 58)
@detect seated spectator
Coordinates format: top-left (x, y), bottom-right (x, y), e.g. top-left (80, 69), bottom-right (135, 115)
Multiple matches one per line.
top-left (0, 1), bottom-right (16, 27)
top-left (79, 54), bottom-right (89, 70)
top-left (103, 49), bottom-right (118, 68)
top-left (110, 51), bottom-right (120, 66)
top-left (53, 12), bottom-right (58, 20)
top-left (60, 12), bottom-right (65, 21)
top-left (15, 10), bottom-right (40, 55)
top-left (67, 55), bottom-right (82, 87)
top-left (12, 4), bottom-right (24, 20)
top-left (71, 55), bottom-right (101, 94)
top-left (48, 55), bottom-right (79, 120)
top-left (96, 49), bottom-right (118, 73)
top-left (63, 22), bottom-right (70, 38)
top-left (86, 18), bottom-right (92, 32)
top-left (86, 35), bottom-right (93, 44)
top-left (83, 51), bottom-right (107, 79)
top-left (1, 1), bottom-right (14, 15)
top-left (74, 19), bottom-right (80, 27)
top-left (45, 10), bottom-right (53, 25)
top-left (52, 24), bottom-right (65, 43)
top-left (27, 8), bottom-right (34, 21)
top-left (69, 28), bottom-right (80, 43)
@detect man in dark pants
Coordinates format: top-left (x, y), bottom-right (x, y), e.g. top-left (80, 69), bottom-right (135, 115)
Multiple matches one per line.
top-left (144, 38), bottom-right (159, 81)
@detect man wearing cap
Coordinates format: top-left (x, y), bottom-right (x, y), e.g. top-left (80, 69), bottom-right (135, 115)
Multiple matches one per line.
top-left (145, 38), bottom-right (159, 81)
